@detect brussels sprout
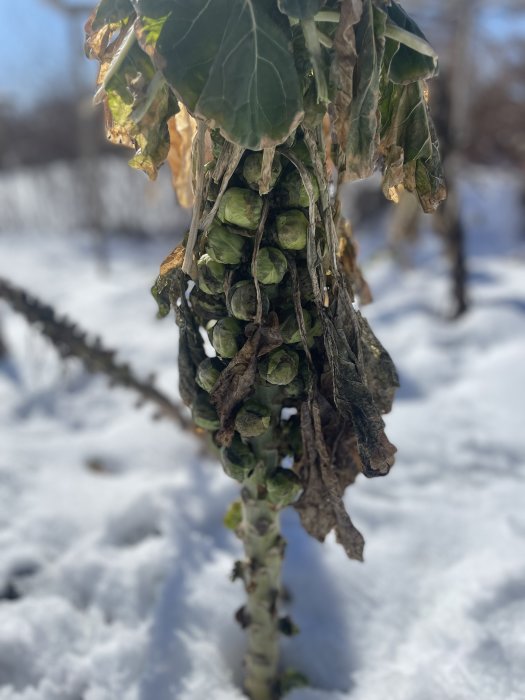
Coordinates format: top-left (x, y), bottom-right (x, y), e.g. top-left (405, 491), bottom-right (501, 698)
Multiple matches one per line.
top-left (290, 138), bottom-right (312, 166)
top-left (279, 168), bottom-right (319, 209)
top-left (243, 152), bottom-right (282, 192)
top-left (280, 309), bottom-right (312, 345)
top-left (212, 317), bottom-right (243, 358)
top-left (255, 247), bottom-right (288, 285)
top-left (192, 394), bottom-right (220, 431)
top-left (266, 468), bottom-right (303, 507)
top-left (206, 223), bottom-right (245, 265)
top-left (195, 357), bottom-right (223, 393)
top-left (197, 254), bottom-right (225, 295)
top-left (283, 374), bottom-right (305, 399)
top-left (276, 210), bottom-right (308, 251)
top-left (309, 312), bottom-right (323, 338)
top-left (259, 348), bottom-right (299, 386)
top-left (206, 179), bottom-right (220, 203)
top-left (229, 280), bottom-right (269, 322)
top-left (221, 434), bottom-right (257, 482)
top-left (189, 287), bottom-right (227, 322)
top-left (235, 400), bottom-right (271, 438)
top-left (218, 188), bottom-right (263, 230)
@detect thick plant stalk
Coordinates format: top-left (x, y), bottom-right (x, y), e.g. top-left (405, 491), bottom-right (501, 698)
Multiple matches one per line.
top-left (241, 467), bottom-right (283, 700)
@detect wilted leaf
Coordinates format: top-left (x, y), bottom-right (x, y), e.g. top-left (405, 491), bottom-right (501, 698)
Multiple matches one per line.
top-left (380, 80), bottom-right (446, 212)
top-left (344, 0), bottom-right (387, 179)
top-left (277, 0), bottom-right (325, 20)
top-left (385, 1), bottom-right (438, 84)
top-left (134, 0), bottom-right (304, 150)
top-left (85, 9), bottom-right (178, 179)
top-left (90, 0), bottom-right (134, 30)
top-left (330, 0), bottom-right (362, 147)
top-left (167, 106), bottom-right (196, 208)
top-left (324, 292), bottom-right (397, 477)
top-left (295, 400), bottom-right (365, 561)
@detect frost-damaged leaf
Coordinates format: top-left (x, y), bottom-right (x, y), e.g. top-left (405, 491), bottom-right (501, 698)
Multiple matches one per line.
top-left (211, 314), bottom-right (282, 446)
top-left (134, 0), bottom-right (304, 150)
top-left (277, 0), bottom-right (325, 20)
top-left (167, 106), bottom-right (196, 209)
top-left (90, 0), bottom-right (134, 30)
top-left (385, 0), bottom-right (438, 85)
top-left (86, 9), bottom-right (179, 179)
top-left (344, 0), bottom-right (387, 179)
top-left (330, 0), bottom-right (362, 148)
top-left (357, 314), bottom-right (399, 414)
top-left (380, 80), bottom-right (446, 212)
top-left (324, 292), bottom-right (396, 477)
top-left (295, 401), bottom-right (365, 561)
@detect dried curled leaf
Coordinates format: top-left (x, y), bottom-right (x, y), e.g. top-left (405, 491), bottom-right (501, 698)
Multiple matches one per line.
top-left (330, 0), bottom-right (362, 148)
top-left (380, 79), bottom-right (446, 212)
top-left (85, 6), bottom-right (178, 179)
top-left (167, 106), bottom-right (197, 208)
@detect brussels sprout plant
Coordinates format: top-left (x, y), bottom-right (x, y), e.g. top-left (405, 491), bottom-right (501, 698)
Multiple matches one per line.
top-left (86, 1), bottom-right (445, 698)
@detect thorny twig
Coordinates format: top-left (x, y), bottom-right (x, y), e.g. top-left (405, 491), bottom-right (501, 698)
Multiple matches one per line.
top-left (0, 277), bottom-right (193, 432)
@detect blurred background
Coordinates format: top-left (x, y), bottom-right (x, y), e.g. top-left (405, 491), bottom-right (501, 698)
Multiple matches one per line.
top-left (0, 2), bottom-right (524, 699)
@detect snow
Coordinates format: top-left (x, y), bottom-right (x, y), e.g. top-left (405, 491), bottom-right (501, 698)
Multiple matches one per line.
top-left (0, 167), bottom-right (524, 700)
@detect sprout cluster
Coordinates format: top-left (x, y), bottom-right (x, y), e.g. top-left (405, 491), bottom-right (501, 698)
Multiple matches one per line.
top-left (186, 136), bottom-right (323, 504)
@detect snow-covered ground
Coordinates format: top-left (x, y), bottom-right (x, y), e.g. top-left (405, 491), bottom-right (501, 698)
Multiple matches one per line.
top-left (0, 168), bottom-right (524, 700)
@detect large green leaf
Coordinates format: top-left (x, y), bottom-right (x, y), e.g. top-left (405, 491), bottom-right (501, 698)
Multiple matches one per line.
top-left (385, 1), bottom-right (438, 84)
top-left (134, 0), bottom-right (304, 150)
top-left (344, 0), bottom-right (387, 179)
top-left (277, 0), bottom-right (325, 20)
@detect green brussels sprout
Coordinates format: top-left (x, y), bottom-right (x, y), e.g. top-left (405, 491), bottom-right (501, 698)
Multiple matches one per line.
top-left (189, 287), bottom-right (227, 322)
top-left (211, 129), bottom-right (225, 160)
top-left (206, 178), bottom-right (220, 203)
top-left (242, 152), bottom-right (282, 192)
top-left (309, 312), bottom-right (323, 338)
top-left (280, 309), bottom-right (312, 345)
top-left (283, 374), bottom-right (305, 399)
top-left (259, 348), bottom-right (299, 386)
top-left (276, 210), bottom-right (308, 251)
top-left (279, 168), bottom-right (319, 209)
top-left (212, 317), bottom-right (244, 358)
top-left (255, 247), bottom-right (288, 285)
top-left (192, 394), bottom-right (220, 431)
top-left (229, 280), bottom-right (269, 322)
top-left (235, 400), bottom-right (271, 438)
top-left (197, 254), bottom-right (226, 295)
top-left (221, 434), bottom-right (256, 482)
top-left (206, 222), bottom-right (245, 265)
top-left (266, 468), bottom-right (303, 507)
top-left (218, 188), bottom-right (263, 230)
top-left (290, 138), bottom-right (312, 166)
top-left (195, 357), bottom-right (223, 393)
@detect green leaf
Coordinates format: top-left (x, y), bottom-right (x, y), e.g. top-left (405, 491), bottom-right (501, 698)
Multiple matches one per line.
top-left (344, 0), bottom-right (387, 179)
top-left (134, 0), bottom-right (304, 150)
top-left (90, 0), bottom-right (134, 30)
top-left (385, 1), bottom-right (438, 84)
top-left (277, 0), bottom-right (324, 20)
